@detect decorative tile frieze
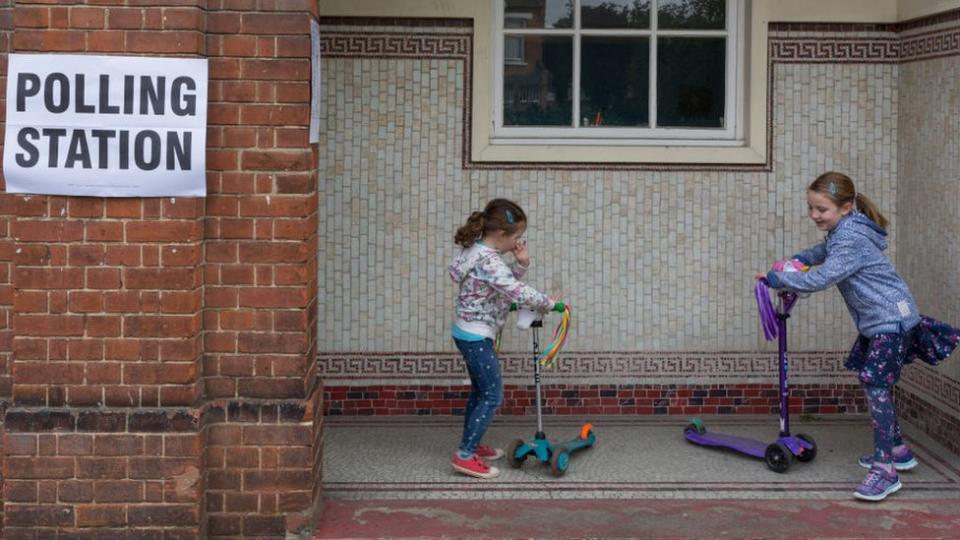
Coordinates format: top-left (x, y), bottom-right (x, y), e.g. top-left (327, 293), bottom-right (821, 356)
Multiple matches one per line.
top-left (318, 351), bottom-right (853, 384)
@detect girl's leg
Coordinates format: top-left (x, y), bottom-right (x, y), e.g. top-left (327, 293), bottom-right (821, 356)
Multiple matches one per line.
top-left (455, 339), bottom-right (503, 455)
top-left (462, 360), bottom-right (481, 435)
top-left (863, 383), bottom-right (897, 464)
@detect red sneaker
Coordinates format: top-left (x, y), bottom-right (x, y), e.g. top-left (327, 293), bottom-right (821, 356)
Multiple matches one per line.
top-left (451, 453), bottom-right (500, 479)
top-left (476, 444), bottom-right (504, 461)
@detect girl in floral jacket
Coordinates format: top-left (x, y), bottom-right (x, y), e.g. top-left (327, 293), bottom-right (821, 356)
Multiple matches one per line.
top-left (448, 198), bottom-right (560, 479)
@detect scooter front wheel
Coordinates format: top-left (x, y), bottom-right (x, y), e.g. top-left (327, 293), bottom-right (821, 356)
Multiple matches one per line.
top-left (765, 442), bottom-right (792, 473)
top-left (506, 438), bottom-right (527, 469)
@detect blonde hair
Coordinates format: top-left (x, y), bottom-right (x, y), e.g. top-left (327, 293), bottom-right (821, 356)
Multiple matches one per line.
top-left (808, 172), bottom-right (888, 230)
top-left (454, 199), bottom-right (527, 248)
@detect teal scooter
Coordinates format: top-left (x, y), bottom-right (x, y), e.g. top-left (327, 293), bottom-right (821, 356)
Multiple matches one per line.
top-left (505, 310), bottom-right (595, 477)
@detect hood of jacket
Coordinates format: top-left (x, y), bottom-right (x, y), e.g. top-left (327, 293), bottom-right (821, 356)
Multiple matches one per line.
top-left (831, 212), bottom-right (887, 251)
top-left (449, 243), bottom-right (493, 284)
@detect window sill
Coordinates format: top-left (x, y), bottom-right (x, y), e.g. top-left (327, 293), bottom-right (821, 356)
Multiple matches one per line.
top-left (470, 139), bottom-right (767, 169)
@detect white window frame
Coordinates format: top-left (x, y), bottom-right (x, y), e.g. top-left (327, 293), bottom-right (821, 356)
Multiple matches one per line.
top-left (492, 0), bottom-right (744, 147)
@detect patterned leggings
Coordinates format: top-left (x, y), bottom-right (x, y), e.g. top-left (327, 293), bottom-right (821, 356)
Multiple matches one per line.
top-left (454, 338), bottom-right (503, 454)
top-left (863, 384), bottom-right (904, 463)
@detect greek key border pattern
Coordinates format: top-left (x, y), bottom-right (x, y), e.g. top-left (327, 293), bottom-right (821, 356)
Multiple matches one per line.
top-left (770, 26), bottom-right (960, 63)
top-left (318, 351), bottom-right (849, 380)
top-left (900, 364), bottom-right (960, 415)
top-left (320, 32), bottom-right (469, 59)
top-left (770, 39), bottom-right (901, 63)
top-left (318, 351), bottom-right (960, 414)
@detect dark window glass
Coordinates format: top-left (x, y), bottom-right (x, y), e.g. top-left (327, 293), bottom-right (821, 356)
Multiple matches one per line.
top-left (505, 0), bottom-right (573, 29)
top-left (504, 36), bottom-right (573, 126)
top-left (580, 37), bottom-right (649, 127)
top-left (657, 38), bottom-right (725, 127)
top-left (581, 0), bottom-right (650, 29)
top-left (658, 0), bottom-right (725, 30)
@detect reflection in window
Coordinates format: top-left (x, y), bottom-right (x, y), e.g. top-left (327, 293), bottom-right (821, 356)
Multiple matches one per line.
top-left (657, 38), bottom-right (725, 127)
top-left (505, 0), bottom-right (573, 29)
top-left (581, 37), bottom-right (649, 126)
top-left (503, 36), bottom-right (573, 126)
top-left (658, 0), bottom-right (724, 29)
top-left (581, 0), bottom-right (650, 29)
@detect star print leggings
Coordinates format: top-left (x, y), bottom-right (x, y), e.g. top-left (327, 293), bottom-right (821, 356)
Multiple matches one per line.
top-left (454, 338), bottom-right (503, 455)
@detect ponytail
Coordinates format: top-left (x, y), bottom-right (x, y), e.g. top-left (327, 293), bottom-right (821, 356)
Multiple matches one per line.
top-left (454, 211), bottom-right (486, 248)
top-left (453, 199), bottom-right (527, 248)
top-left (853, 192), bottom-right (889, 230)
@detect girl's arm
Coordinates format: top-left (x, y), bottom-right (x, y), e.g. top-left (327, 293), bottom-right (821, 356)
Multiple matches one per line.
top-left (509, 259), bottom-right (529, 279)
top-left (478, 255), bottom-right (553, 311)
top-left (792, 242), bottom-right (827, 266)
top-left (767, 236), bottom-right (864, 293)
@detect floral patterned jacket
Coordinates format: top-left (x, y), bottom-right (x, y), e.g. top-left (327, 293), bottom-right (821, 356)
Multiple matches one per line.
top-left (449, 243), bottom-right (553, 339)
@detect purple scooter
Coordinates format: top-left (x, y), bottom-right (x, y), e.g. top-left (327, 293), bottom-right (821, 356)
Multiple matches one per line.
top-left (683, 281), bottom-right (817, 473)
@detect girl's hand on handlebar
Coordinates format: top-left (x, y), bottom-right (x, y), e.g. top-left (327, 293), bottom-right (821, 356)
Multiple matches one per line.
top-left (755, 272), bottom-right (767, 280)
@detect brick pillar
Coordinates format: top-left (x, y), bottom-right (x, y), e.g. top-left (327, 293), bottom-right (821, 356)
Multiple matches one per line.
top-left (203, 2), bottom-right (322, 538)
top-left (0, 1), bottom-right (13, 535)
top-left (0, 1), bottom-right (207, 537)
top-left (0, 1), bottom-right (323, 536)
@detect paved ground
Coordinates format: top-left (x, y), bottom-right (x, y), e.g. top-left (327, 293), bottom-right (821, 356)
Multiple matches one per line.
top-left (314, 415), bottom-right (960, 539)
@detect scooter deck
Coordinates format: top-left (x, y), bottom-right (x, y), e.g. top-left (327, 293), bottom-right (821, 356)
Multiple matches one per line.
top-left (684, 429), bottom-right (767, 459)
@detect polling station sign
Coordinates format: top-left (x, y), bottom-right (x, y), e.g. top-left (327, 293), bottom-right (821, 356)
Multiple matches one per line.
top-left (3, 54), bottom-right (208, 197)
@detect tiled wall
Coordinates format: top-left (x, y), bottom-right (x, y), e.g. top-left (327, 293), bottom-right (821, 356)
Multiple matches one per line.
top-left (317, 24), bottom-right (898, 376)
top-left (316, 16), bottom-right (960, 442)
top-left (896, 19), bottom-right (960, 448)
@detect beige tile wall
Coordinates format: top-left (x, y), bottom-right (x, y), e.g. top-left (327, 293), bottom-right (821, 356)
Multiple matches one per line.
top-left (898, 53), bottom-right (960, 384)
top-left (317, 46), bottom-right (902, 363)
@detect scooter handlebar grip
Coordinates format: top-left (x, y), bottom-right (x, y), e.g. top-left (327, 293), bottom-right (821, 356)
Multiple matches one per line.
top-left (552, 302), bottom-right (566, 313)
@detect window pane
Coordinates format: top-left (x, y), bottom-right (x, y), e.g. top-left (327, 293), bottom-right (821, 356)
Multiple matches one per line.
top-left (580, 37), bottom-right (649, 127)
top-left (657, 38), bottom-right (725, 127)
top-left (581, 0), bottom-right (650, 29)
top-left (504, 36), bottom-right (573, 126)
top-left (658, 0), bottom-right (725, 30)
top-left (505, 0), bottom-right (573, 29)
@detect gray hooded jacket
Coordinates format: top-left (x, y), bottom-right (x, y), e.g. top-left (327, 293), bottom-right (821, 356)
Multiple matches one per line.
top-left (767, 212), bottom-right (920, 338)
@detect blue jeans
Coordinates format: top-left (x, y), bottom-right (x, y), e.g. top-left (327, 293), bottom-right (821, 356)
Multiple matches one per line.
top-left (454, 338), bottom-right (503, 454)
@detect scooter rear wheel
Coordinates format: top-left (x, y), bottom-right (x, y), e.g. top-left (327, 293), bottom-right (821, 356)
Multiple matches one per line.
top-left (765, 442), bottom-right (791, 473)
top-left (506, 438), bottom-right (527, 469)
top-left (795, 433), bottom-right (817, 463)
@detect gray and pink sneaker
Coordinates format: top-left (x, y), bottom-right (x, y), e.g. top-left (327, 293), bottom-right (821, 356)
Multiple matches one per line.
top-left (858, 447), bottom-right (917, 471)
top-left (854, 464), bottom-right (901, 501)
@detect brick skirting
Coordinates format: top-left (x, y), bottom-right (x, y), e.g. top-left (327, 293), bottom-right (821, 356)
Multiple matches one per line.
top-left (324, 383), bottom-right (869, 417)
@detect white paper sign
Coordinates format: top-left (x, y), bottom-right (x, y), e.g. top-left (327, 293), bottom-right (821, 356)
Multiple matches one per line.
top-left (309, 19), bottom-right (322, 144)
top-left (3, 54), bottom-right (208, 197)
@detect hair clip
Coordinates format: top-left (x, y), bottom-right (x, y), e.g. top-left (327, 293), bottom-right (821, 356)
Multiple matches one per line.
top-left (828, 182), bottom-right (838, 195)
top-left (505, 209), bottom-right (515, 224)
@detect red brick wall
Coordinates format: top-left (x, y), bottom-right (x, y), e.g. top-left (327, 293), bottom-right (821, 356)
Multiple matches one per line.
top-left (0, 0), bottom-right (322, 537)
top-left (325, 384), bottom-right (869, 416)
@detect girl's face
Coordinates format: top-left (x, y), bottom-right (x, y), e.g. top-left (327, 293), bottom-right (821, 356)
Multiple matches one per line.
top-left (807, 190), bottom-right (852, 232)
top-left (485, 224), bottom-right (526, 252)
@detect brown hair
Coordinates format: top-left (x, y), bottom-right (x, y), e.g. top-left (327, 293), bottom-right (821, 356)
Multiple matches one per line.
top-left (454, 199), bottom-right (527, 248)
top-left (808, 172), bottom-right (889, 230)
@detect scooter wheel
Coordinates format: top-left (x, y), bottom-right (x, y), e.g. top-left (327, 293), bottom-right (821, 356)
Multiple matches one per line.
top-left (795, 433), bottom-right (817, 463)
top-left (506, 438), bottom-right (527, 469)
top-left (684, 420), bottom-right (706, 436)
top-left (550, 447), bottom-right (570, 477)
top-left (765, 442), bottom-right (791, 473)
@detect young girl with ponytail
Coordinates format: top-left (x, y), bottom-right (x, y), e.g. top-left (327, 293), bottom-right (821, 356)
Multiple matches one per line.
top-left (448, 198), bottom-right (562, 479)
top-left (761, 172), bottom-right (959, 501)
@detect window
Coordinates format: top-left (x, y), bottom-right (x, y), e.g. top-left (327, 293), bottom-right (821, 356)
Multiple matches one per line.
top-left (494, 0), bottom-right (743, 145)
